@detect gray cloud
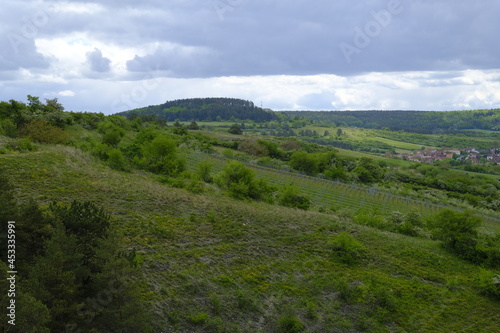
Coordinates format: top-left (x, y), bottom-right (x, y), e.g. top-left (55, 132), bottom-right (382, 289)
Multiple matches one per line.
top-left (86, 48), bottom-right (111, 73)
top-left (1, 0), bottom-right (500, 112)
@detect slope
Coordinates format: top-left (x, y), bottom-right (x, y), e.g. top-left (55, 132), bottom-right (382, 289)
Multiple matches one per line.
top-left (1, 144), bottom-right (500, 332)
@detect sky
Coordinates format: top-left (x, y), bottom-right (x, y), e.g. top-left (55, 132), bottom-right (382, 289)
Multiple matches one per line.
top-left (1, 0), bottom-right (500, 114)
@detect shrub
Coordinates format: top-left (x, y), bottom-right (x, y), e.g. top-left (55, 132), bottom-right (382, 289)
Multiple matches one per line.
top-left (429, 209), bottom-right (481, 260)
top-left (186, 121), bottom-right (199, 130)
top-left (215, 161), bottom-right (274, 200)
top-left (289, 151), bottom-right (319, 175)
top-left (141, 134), bottom-right (185, 175)
top-left (476, 269), bottom-right (500, 300)
top-left (21, 120), bottom-right (68, 144)
top-left (278, 185), bottom-right (311, 210)
top-left (8, 138), bottom-right (36, 152)
top-left (0, 119), bottom-right (18, 138)
top-left (102, 130), bottom-right (123, 146)
top-left (197, 161), bottom-right (214, 183)
top-left (276, 315), bottom-right (305, 333)
top-left (328, 232), bottom-right (366, 264)
top-left (107, 148), bottom-right (129, 171)
top-left (228, 124), bottom-right (242, 135)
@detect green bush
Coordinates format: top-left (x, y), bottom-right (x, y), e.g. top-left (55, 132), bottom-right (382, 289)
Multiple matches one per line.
top-left (102, 130), bottom-right (123, 146)
top-left (197, 161), bottom-right (214, 183)
top-left (429, 209), bottom-right (481, 260)
top-left (276, 315), bottom-right (305, 333)
top-left (141, 134), bottom-right (185, 175)
top-left (228, 124), bottom-right (242, 135)
top-left (8, 138), bottom-right (37, 152)
top-left (0, 118), bottom-right (18, 137)
top-left (107, 148), bottom-right (129, 171)
top-left (215, 161), bottom-right (274, 201)
top-left (328, 232), bottom-right (366, 264)
top-left (278, 185), bottom-right (311, 210)
top-left (476, 269), bottom-right (500, 300)
top-left (21, 120), bottom-right (68, 144)
top-left (289, 151), bottom-right (319, 175)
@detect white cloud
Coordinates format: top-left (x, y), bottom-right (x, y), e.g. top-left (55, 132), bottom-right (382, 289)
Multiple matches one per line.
top-left (58, 90), bottom-right (75, 96)
top-left (51, 2), bottom-right (105, 15)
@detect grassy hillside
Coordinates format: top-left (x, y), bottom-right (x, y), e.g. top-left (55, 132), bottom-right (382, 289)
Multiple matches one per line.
top-left (2, 98), bottom-right (500, 332)
top-left (2, 142), bottom-right (500, 332)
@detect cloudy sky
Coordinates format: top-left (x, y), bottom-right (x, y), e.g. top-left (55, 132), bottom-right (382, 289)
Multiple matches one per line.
top-left (1, 0), bottom-right (500, 113)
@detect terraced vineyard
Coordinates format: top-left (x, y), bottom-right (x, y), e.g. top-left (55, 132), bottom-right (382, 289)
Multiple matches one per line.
top-left (186, 151), bottom-right (500, 231)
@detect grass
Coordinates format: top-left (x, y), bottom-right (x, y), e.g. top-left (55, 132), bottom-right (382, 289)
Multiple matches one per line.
top-left (3, 142), bottom-right (500, 332)
top-left (185, 151), bottom-right (500, 232)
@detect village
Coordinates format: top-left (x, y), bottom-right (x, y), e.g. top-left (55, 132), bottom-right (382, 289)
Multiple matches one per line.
top-left (395, 148), bottom-right (500, 165)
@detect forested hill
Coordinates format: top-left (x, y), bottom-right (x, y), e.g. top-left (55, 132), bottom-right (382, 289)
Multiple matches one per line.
top-left (117, 97), bottom-right (279, 122)
top-left (280, 110), bottom-right (500, 133)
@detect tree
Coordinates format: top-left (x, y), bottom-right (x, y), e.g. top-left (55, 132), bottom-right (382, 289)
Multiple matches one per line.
top-left (337, 128), bottom-right (343, 137)
top-left (186, 120), bottom-right (200, 130)
top-left (44, 98), bottom-right (64, 112)
top-left (141, 134), bottom-right (185, 175)
top-left (430, 209), bottom-right (481, 259)
top-left (278, 185), bottom-right (311, 210)
top-left (21, 119), bottom-right (68, 144)
top-left (228, 124), bottom-right (243, 135)
top-left (289, 152), bottom-right (319, 175)
top-left (197, 161), bottom-right (214, 183)
top-left (215, 161), bottom-right (273, 200)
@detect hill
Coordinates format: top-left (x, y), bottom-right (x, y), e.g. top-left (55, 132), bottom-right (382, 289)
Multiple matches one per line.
top-left (1, 96), bottom-right (500, 332)
top-left (280, 109), bottom-right (500, 133)
top-left (3, 143), bottom-right (500, 332)
top-left (117, 97), bottom-right (279, 122)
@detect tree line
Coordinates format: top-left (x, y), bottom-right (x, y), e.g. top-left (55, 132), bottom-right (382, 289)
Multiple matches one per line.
top-left (280, 110), bottom-right (500, 133)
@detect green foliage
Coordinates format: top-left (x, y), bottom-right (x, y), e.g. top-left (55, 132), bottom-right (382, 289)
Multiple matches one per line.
top-left (289, 151), bottom-right (319, 175)
top-left (0, 261), bottom-right (51, 333)
top-left (389, 210), bottom-right (423, 237)
top-left (49, 200), bottom-right (111, 280)
top-left (186, 120), bottom-right (200, 130)
top-left (102, 130), bottom-right (123, 146)
top-left (278, 185), bottom-right (311, 210)
top-left (0, 118), bottom-right (17, 137)
top-left (353, 157), bottom-right (384, 183)
top-left (98, 120), bottom-right (126, 146)
top-left (228, 123), bottom-right (243, 135)
top-left (198, 161), bottom-right (214, 183)
top-left (21, 119), bottom-right (68, 144)
top-left (429, 209), bottom-right (481, 259)
top-left (215, 161), bottom-right (274, 200)
top-left (477, 269), bottom-right (500, 299)
top-left (8, 138), bottom-right (37, 152)
top-left (0, 177), bottom-right (151, 332)
top-left (276, 315), bottom-right (305, 333)
top-left (328, 232), bottom-right (366, 264)
top-left (118, 97), bottom-right (278, 122)
top-left (281, 109), bottom-right (500, 133)
top-left (107, 148), bottom-right (129, 171)
top-left (141, 134), bottom-right (186, 175)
